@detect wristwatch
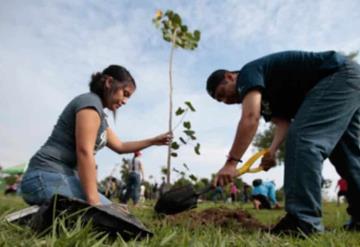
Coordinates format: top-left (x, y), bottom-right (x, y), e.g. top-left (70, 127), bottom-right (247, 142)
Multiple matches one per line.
top-left (226, 154), bottom-right (242, 163)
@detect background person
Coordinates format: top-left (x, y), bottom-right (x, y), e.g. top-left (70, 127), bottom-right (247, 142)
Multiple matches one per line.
top-left (242, 183), bottom-right (251, 203)
top-left (230, 182), bottom-right (238, 203)
top-left (122, 151), bottom-right (144, 206)
top-left (251, 179), bottom-right (280, 210)
top-left (20, 65), bottom-right (171, 206)
top-left (335, 178), bottom-right (348, 206)
top-left (206, 50), bottom-right (360, 235)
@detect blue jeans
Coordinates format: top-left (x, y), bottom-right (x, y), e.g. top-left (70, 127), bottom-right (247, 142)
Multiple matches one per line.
top-left (20, 168), bottom-right (112, 205)
top-left (285, 59), bottom-right (360, 231)
top-left (122, 172), bottom-right (141, 204)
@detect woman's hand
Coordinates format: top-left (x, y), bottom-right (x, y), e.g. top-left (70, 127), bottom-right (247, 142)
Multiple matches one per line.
top-left (151, 132), bottom-right (173, 146)
top-left (260, 151), bottom-right (276, 171)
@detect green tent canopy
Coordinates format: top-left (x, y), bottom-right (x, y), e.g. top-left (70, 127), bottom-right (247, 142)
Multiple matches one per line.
top-left (2, 163), bottom-right (27, 175)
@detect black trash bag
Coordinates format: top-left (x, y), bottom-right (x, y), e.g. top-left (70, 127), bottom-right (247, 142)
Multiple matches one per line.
top-left (5, 194), bottom-right (153, 241)
top-left (155, 184), bottom-right (210, 215)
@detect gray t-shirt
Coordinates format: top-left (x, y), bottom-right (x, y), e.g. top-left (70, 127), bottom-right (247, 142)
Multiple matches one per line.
top-left (29, 92), bottom-right (108, 175)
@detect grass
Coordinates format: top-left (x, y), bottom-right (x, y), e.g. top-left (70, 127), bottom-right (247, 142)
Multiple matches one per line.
top-left (0, 194), bottom-right (359, 246)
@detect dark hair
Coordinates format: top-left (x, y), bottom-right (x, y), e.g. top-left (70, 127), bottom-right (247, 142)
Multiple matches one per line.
top-left (206, 69), bottom-right (227, 98)
top-left (252, 179), bottom-right (263, 187)
top-left (89, 65), bottom-right (136, 102)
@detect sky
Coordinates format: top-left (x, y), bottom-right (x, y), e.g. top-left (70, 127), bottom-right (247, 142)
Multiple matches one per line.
top-left (1, 0), bottom-right (359, 199)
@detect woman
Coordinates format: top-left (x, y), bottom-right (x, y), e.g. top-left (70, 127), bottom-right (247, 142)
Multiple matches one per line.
top-left (20, 65), bottom-right (171, 206)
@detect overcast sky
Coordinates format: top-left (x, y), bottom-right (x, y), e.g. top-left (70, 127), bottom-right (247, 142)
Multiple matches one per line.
top-left (1, 0), bottom-right (359, 198)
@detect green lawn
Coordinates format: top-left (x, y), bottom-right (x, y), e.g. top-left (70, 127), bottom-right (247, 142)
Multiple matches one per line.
top-left (0, 194), bottom-right (359, 246)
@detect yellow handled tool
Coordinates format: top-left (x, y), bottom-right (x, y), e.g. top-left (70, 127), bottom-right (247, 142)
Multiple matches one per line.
top-left (155, 148), bottom-right (270, 215)
top-left (236, 149), bottom-right (269, 176)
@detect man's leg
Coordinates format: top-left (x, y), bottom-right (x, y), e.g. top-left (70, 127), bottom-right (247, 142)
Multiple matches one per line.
top-left (329, 108), bottom-right (360, 225)
top-left (283, 61), bottom-right (360, 233)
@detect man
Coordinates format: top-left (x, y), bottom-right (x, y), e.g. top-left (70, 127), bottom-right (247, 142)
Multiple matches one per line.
top-left (122, 151), bottom-right (144, 206)
top-left (251, 179), bottom-right (280, 210)
top-left (206, 50), bottom-right (360, 236)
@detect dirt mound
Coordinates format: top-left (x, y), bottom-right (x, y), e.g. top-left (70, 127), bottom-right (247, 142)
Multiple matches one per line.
top-left (166, 207), bottom-right (267, 231)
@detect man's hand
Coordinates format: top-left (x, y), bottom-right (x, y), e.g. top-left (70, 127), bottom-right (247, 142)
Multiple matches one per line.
top-left (260, 152), bottom-right (276, 171)
top-left (213, 161), bottom-right (238, 187)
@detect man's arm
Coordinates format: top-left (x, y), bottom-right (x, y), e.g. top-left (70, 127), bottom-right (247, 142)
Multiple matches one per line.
top-left (213, 90), bottom-right (262, 186)
top-left (269, 117), bottom-right (290, 154)
top-left (260, 117), bottom-right (290, 171)
top-left (139, 161), bottom-right (145, 181)
top-left (228, 90), bottom-right (262, 159)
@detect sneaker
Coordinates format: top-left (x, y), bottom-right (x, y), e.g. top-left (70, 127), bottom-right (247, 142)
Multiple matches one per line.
top-left (343, 219), bottom-right (360, 231)
top-left (270, 213), bottom-right (318, 237)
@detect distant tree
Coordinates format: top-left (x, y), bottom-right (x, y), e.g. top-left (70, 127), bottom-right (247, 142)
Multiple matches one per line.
top-left (119, 158), bottom-right (130, 183)
top-left (172, 177), bottom-right (192, 188)
top-left (253, 123), bottom-right (285, 165)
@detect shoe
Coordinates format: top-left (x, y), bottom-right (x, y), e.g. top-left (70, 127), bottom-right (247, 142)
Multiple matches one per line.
top-left (270, 213), bottom-right (318, 237)
top-left (343, 219), bottom-right (360, 231)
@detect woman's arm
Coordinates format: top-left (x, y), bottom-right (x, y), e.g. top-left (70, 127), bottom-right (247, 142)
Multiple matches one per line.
top-left (106, 128), bottom-right (171, 154)
top-left (75, 108), bottom-right (101, 205)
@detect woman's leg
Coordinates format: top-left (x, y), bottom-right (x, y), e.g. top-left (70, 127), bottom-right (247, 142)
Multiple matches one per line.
top-left (21, 168), bottom-right (111, 205)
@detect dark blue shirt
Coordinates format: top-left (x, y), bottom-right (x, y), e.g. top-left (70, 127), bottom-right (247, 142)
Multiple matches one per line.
top-left (236, 51), bottom-right (346, 121)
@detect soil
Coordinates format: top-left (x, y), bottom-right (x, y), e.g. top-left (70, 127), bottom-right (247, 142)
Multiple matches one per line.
top-left (166, 207), bottom-right (268, 231)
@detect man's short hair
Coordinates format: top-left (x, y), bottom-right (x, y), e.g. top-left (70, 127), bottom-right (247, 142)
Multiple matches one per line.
top-left (206, 69), bottom-right (227, 98)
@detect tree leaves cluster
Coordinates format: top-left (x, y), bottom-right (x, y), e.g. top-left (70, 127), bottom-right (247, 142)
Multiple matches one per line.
top-left (153, 10), bottom-right (201, 50)
top-left (253, 123), bottom-right (285, 165)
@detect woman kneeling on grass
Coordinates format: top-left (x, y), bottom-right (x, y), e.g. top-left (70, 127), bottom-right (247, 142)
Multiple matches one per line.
top-left (20, 65), bottom-right (172, 206)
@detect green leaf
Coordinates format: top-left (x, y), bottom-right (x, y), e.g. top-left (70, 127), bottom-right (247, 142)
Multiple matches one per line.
top-left (183, 121), bottom-right (191, 129)
top-left (172, 168), bottom-right (180, 173)
top-left (179, 137), bottom-right (187, 144)
top-left (175, 107), bottom-right (185, 116)
top-left (163, 32), bottom-right (171, 42)
top-left (171, 141), bottom-right (180, 150)
top-left (172, 13), bottom-right (182, 27)
top-left (185, 101), bottom-right (196, 111)
top-left (181, 25), bottom-right (188, 32)
top-left (189, 174), bottom-right (198, 182)
top-left (183, 163), bottom-right (189, 171)
top-left (161, 167), bottom-right (168, 175)
top-left (194, 30), bottom-right (201, 41)
top-left (165, 10), bottom-right (173, 18)
top-left (194, 143), bottom-right (201, 155)
top-left (171, 152), bottom-right (178, 157)
top-left (184, 130), bottom-right (195, 136)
